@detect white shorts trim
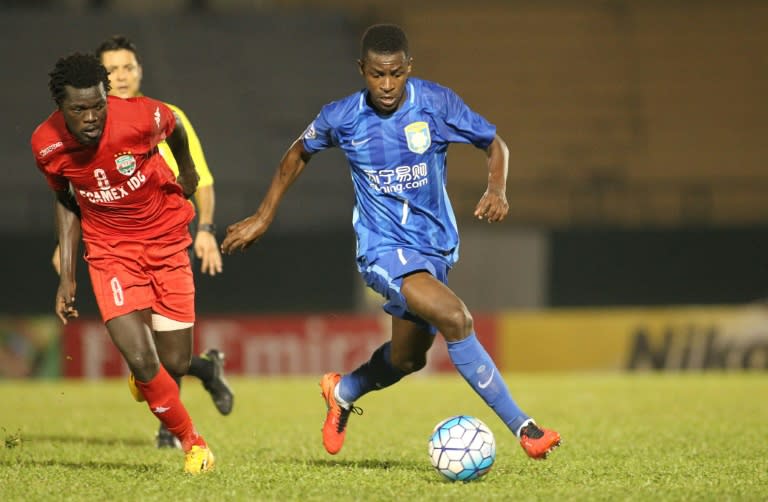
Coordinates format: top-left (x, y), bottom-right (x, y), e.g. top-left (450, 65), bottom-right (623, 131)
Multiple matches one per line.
top-left (151, 314), bottom-right (193, 331)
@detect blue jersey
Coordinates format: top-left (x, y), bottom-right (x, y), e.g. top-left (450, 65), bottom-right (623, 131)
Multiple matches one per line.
top-left (302, 77), bottom-right (496, 267)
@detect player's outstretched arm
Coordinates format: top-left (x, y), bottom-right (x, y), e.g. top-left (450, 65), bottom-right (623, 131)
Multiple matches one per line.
top-left (473, 135), bottom-right (510, 223)
top-left (166, 114), bottom-right (199, 198)
top-left (221, 138), bottom-right (312, 254)
top-left (54, 192), bottom-right (80, 324)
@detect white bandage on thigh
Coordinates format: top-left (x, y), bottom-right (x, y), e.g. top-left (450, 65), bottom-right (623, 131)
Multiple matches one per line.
top-left (151, 314), bottom-right (194, 331)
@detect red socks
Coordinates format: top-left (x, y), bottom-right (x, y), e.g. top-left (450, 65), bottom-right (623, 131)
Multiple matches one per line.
top-left (134, 365), bottom-right (206, 452)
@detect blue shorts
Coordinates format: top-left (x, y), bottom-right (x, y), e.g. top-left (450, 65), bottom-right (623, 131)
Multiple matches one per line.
top-left (359, 248), bottom-right (450, 334)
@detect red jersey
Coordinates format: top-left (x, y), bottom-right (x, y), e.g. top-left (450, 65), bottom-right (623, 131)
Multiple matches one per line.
top-left (31, 96), bottom-right (194, 247)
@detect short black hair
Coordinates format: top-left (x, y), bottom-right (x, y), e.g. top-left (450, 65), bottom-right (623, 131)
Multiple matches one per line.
top-left (48, 52), bottom-right (111, 105)
top-left (360, 24), bottom-right (409, 60)
top-left (95, 34), bottom-right (141, 64)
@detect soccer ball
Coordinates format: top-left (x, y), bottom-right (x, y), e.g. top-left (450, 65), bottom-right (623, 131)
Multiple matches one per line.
top-left (427, 415), bottom-right (496, 482)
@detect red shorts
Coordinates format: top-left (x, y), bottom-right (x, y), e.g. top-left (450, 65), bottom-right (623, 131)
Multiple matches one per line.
top-left (85, 235), bottom-right (195, 323)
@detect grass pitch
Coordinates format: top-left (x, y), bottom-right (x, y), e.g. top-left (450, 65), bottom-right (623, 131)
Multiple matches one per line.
top-left (1, 373), bottom-right (766, 501)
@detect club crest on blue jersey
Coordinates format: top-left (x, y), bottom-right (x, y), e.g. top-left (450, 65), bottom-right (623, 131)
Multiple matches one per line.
top-left (115, 153), bottom-right (137, 176)
top-left (404, 121), bottom-right (431, 154)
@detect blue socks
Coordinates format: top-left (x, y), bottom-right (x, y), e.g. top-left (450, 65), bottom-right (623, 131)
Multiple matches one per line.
top-left (338, 342), bottom-right (406, 403)
top-left (337, 334), bottom-right (531, 436)
top-left (447, 333), bottom-right (530, 434)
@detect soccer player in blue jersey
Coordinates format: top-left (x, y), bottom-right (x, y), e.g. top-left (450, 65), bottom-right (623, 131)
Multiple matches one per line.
top-left (221, 23), bottom-right (561, 459)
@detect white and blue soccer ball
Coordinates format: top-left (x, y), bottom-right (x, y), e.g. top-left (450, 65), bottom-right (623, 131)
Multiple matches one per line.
top-left (428, 415), bottom-right (496, 482)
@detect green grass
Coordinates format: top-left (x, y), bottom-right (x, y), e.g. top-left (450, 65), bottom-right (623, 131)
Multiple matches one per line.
top-left (1, 373), bottom-right (766, 501)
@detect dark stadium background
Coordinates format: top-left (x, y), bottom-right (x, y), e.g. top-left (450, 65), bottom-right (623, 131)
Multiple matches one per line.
top-left (1, 0), bottom-right (767, 316)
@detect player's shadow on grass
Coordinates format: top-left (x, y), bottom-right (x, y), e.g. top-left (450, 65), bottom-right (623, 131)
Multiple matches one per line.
top-left (20, 433), bottom-right (148, 448)
top-left (0, 458), bottom-right (161, 473)
top-left (303, 458), bottom-right (421, 471)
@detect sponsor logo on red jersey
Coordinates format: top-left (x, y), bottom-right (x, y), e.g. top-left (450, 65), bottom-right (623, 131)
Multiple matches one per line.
top-left (38, 141), bottom-right (63, 158)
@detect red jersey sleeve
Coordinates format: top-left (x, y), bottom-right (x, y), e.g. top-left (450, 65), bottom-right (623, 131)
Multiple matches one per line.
top-left (30, 119), bottom-right (69, 192)
top-left (127, 96), bottom-right (176, 149)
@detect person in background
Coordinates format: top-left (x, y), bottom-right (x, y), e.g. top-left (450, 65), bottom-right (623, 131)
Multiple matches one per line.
top-left (221, 24), bottom-right (561, 459)
top-left (33, 53), bottom-right (214, 473)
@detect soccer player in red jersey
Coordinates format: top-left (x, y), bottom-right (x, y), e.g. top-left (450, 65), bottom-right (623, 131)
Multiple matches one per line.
top-left (31, 53), bottom-right (214, 474)
top-left (47, 35), bottom-right (234, 450)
